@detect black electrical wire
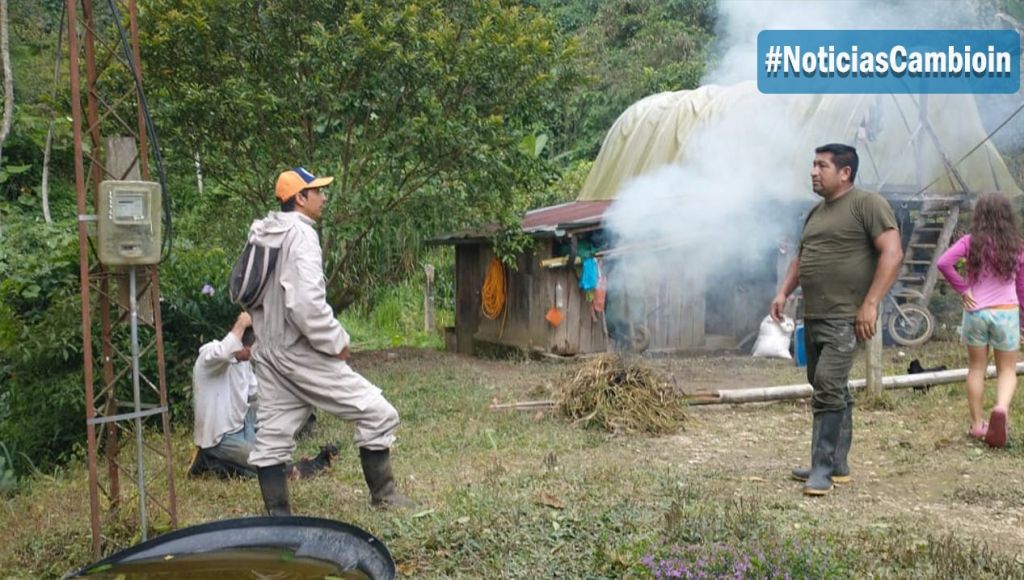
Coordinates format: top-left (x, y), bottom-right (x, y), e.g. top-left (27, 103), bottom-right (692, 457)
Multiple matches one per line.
top-left (103, 0), bottom-right (174, 262)
top-left (910, 100), bottom-right (1024, 200)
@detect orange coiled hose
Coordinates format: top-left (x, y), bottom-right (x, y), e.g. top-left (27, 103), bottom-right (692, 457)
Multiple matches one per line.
top-left (481, 257), bottom-right (506, 320)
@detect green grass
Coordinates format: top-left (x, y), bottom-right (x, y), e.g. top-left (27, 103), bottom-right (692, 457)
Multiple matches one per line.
top-left (339, 281), bottom-right (451, 351)
top-left (2, 344), bottom-right (1024, 577)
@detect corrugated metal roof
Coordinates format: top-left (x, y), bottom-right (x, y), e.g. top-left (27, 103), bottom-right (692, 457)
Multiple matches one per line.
top-left (431, 200), bottom-right (612, 244)
top-left (428, 223), bottom-right (502, 244)
top-left (522, 200), bottom-right (612, 234)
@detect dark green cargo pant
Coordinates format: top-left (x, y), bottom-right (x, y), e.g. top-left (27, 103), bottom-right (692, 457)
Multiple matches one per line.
top-left (804, 318), bottom-right (856, 413)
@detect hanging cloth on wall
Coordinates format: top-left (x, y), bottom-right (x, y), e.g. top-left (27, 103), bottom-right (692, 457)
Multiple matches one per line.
top-left (579, 257), bottom-right (599, 292)
top-left (593, 259), bottom-right (607, 313)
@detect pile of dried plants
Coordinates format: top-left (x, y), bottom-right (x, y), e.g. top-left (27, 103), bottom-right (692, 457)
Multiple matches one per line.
top-left (558, 354), bottom-right (687, 435)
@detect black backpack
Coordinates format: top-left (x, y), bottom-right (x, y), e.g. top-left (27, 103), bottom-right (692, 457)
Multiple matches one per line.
top-left (228, 240), bottom-right (280, 310)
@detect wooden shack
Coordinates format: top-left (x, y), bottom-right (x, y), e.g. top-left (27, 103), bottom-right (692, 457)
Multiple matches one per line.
top-left (439, 200), bottom-right (780, 356)
top-left (441, 201), bottom-right (611, 355)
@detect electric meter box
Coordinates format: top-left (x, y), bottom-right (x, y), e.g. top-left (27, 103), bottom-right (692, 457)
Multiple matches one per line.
top-left (96, 180), bottom-right (162, 266)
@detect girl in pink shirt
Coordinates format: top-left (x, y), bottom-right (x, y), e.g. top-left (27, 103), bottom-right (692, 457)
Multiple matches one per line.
top-left (937, 192), bottom-right (1024, 448)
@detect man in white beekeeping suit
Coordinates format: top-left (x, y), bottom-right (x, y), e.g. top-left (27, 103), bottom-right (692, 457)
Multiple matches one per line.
top-left (246, 167), bottom-right (413, 515)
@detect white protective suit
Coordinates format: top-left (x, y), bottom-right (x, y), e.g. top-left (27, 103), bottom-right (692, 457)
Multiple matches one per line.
top-left (246, 211), bottom-right (399, 468)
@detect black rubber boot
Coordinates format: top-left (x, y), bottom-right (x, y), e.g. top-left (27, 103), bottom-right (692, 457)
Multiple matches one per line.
top-left (295, 412), bottom-right (318, 440)
top-left (790, 414), bottom-right (820, 482)
top-left (359, 448), bottom-right (414, 509)
top-left (831, 404), bottom-right (853, 482)
top-left (803, 409), bottom-right (842, 496)
top-left (187, 447), bottom-right (211, 478)
top-left (257, 463), bottom-right (292, 516)
top-left (791, 405), bottom-right (853, 484)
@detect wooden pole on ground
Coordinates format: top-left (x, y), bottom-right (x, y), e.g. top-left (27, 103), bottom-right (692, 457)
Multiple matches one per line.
top-left (866, 309), bottom-right (883, 395)
top-left (688, 362), bottom-right (1024, 405)
top-left (491, 362), bottom-right (1024, 410)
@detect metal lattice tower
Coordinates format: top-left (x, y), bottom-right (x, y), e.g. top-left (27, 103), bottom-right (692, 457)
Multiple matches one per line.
top-left (67, 0), bottom-right (177, 558)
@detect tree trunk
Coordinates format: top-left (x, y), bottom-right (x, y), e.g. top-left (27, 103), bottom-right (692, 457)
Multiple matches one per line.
top-left (193, 148), bottom-right (203, 194)
top-left (41, 126), bottom-right (54, 223)
top-left (40, 4), bottom-right (65, 225)
top-left (0, 0), bottom-right (12, 162)
top-left (0, 0), bottom-right (8, 242)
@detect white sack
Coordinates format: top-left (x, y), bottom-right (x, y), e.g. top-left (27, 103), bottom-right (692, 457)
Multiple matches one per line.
top-left (752, 315), bottom-right (795, 359)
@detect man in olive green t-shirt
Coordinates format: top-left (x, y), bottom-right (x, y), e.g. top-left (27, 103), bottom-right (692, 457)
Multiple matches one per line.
top-left (770, 144), bottom-right (903, 497)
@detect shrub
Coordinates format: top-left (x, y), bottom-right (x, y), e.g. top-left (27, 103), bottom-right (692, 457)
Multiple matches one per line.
top-left (0, 216), bottom-right (86, 475)
top-left (0, 443), bottom-right (17, 495)
top-left (158, 240), bottom-right (241, 419)
top-left (0, 221), bottom-right (240, 475)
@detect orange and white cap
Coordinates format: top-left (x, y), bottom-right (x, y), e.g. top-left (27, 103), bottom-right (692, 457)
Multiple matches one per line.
top-left (275, 167), bottom-right (334, 202)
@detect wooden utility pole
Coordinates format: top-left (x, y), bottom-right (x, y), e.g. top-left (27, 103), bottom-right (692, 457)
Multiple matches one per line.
top-left (866, 310), bottom-right (883, 395)
top-left (424, 264), bottom-right (436, 332)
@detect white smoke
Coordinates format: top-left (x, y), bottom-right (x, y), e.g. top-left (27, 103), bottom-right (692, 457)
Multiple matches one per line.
top-left (604, 93), bottom-right (806, 272)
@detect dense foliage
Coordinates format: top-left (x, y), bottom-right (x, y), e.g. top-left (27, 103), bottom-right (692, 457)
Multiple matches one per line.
top-left (528, 0), bottom-right (716, 161)
top-left (140, 0), bottom-right (583, 305)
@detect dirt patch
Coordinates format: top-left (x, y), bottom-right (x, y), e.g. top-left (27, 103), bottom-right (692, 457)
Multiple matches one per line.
top-left (478, 341), bottom-right (1024, 560)
top-left (649, 353), bottom-right (808, 393)
top-left (661, 402), bottom-right (1024, 557)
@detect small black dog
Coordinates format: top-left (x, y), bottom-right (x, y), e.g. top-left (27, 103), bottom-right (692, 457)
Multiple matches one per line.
top-left (293, 443), bottom-right (340, 480)
top-left (907, 358), bottom-right (947, 393)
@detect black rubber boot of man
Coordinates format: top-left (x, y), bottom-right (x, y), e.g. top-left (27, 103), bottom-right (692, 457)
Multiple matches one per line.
top-left (257, 463), bottom-right (292, 516)
top-left (803, 409), bottom-right (843, 496)
top-left (359, 448), bottom-right (415, 509)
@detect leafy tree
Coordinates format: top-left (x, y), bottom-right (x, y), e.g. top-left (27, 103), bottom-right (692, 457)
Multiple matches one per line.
top-left (1, 0), bottom-right (72, 214)
top-left (140, 0), bottom-right (581, 305)
top-left (526, 0), bottom-right (716, 164)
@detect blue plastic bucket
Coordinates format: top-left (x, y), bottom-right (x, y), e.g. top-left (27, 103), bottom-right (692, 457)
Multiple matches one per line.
top-left (794, 324), bottom-right (807, 367)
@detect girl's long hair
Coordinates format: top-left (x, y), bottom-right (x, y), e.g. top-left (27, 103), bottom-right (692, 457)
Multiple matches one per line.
top-left (967, 192), bottom-right (1024, 281)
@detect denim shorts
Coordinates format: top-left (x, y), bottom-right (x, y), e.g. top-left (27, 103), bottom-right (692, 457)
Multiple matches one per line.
top-left (961, 308), bottom-right (1020, 351)
top-left (205, 406), bottom-right (257, 473)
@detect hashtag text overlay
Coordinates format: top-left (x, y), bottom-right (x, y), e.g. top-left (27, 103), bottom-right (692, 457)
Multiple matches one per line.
top-left (757, 30), bottom-right (1020, 94)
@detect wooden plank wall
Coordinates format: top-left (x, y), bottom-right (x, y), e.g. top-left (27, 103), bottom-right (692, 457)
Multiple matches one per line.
top-left (456, 240), bottom-right (785, 355)
top-left (687, 267), bottom-right (705, 349)
top-left (467, 240), bottom-right (608, 355)
top-left (732, 279), bottom-right (775, 343)
top-left (543, 251), bottom-right (608, 354)
top-left (454, 244), bottom-right (482, 354)
top-left (580, 265), bottom-right (610, 354)
top-left (474, 244), bottom-right (534, 349)
top-left (643, 261), bottom-right (705, 351)
top-left (527, 242), bottom-right (553, 349)
top-left (472, 245), bottom-right (507, 345)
